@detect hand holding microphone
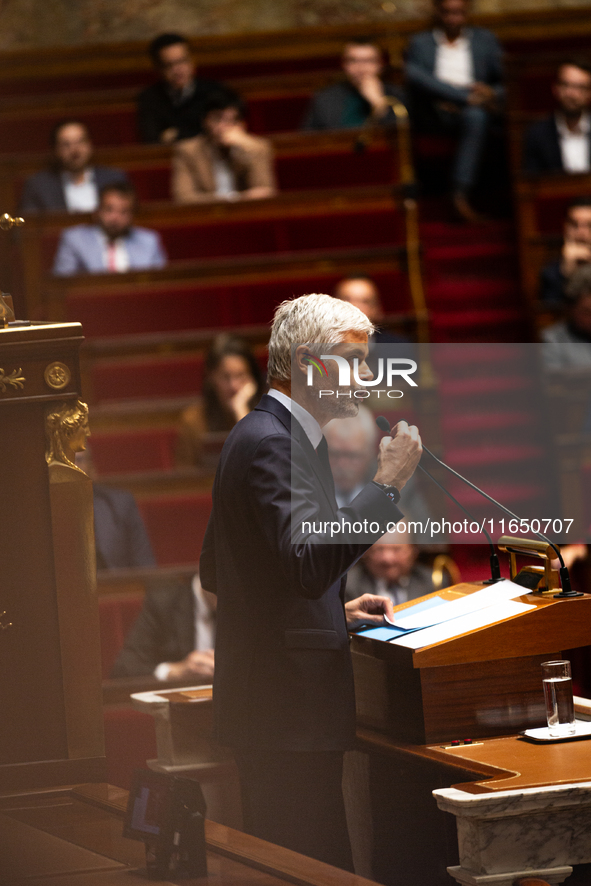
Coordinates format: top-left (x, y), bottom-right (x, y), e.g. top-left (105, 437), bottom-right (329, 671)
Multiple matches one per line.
top-left (373, 419), bottom-right (423, 491)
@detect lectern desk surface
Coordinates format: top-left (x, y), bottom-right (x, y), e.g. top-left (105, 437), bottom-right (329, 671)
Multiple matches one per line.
top-left (0, 784), bottom-right (379, 886)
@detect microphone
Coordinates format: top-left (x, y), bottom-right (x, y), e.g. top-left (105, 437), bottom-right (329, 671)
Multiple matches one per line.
top-left (376, 416), bottom-right (582, 598)
top-left (375, 416), bottom-right (502, 583)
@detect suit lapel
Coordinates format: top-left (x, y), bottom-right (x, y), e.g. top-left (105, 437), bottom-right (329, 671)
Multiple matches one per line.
top-left (256, 395), bottom-right (337, 514)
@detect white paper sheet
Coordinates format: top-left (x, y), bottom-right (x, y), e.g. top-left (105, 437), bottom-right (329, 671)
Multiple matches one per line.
top-left (389, 599), bottom-right (535, 650)
top-left (391, 579), bottom-right (530, 630)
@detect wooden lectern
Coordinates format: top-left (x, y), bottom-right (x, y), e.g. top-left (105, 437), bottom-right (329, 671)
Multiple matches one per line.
top-left (0, 318), bottom-right (105, 792)
top-left (348, 582), bottom-right (591, 886)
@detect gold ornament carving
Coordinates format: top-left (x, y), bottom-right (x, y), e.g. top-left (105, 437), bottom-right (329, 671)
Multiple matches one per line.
top-left (0, 611), bottom-right (12, 630)
top-left (44, 361), bottom-right (71, 390)
top-left (46, 400), bottom-right (90, 472)
top-left (0, 367), bottom-right (25, 392)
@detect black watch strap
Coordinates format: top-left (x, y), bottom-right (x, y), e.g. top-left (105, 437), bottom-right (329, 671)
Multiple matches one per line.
top-left (372, 480), bottom-right (401, 505)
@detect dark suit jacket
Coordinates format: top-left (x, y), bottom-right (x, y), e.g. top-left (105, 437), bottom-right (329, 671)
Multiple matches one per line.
top-left (522, 116), bottom-right (565, 174)
top-left (539, 259), bottom-right (566, 305)
top-left (93, 484), bottom-right (156, 571)
top-left (302, 80), bottom-right (405, 131)
top-left (111, 577), bottom-right (195, 678)
top-left (137, 78), bottom-right (223, 143)
top-left (19, 165), bottom-right (129, 214)
top-left (405, 27), bottom-right (504, 119)
top-left (199, 394), bottom-right (402, 752)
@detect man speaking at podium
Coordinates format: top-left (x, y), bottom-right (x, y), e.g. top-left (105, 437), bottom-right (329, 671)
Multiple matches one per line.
top-left (200, 293), bottom-right (422, 870)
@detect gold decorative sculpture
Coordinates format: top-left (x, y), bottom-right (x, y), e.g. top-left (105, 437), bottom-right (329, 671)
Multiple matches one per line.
top-left (45, 400), bottom-right (90, 474)
top-left (0, 213), bottom-right (24, 231)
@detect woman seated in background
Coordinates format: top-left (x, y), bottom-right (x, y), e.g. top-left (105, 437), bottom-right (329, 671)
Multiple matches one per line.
top-left (172, 86), bottom-right (276, 203)
top-left (176, 333), bottom-right (266, 466)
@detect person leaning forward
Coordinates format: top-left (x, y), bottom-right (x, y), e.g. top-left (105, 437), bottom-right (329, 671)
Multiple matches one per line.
top-left (200, 292), bottom-right (422, 871)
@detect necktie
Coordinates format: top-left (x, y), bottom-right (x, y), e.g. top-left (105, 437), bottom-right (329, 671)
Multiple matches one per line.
top-left (315, 436), bottom-right (337, 509)
top-left (107, 242), bottom-right (118, 272)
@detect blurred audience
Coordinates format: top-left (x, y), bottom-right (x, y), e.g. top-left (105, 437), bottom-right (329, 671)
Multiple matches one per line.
top-left (345, 529), bottom-right (435, 606)
top-left (523, 59), bottom-right (591, 174)
top-left (302, 37), bottom-right (405, 131)
top-left (52, 182), bottom-right (167, 276)
top-left (333, 275), bottom-right (409, 344)
top-left (111, 573), bottom-right (215, 682)
top-left (540, 196), bottom-right (591, 305)
top-left (405, 0), bottom-right (504, 223)
top-left (172, 87), bottom-right (276, 203)
top-left (19, 120), bottom-right (129, 214)
top-left (137, 33), bottom-right (223, 144)
top-left (176, 334), bottom-right (266, 466)
top-left (324, 406), bottom-right (430, 530)
top-left (76, 449), bottom-right (156, 571)
top-left (542, 265), bottom-right (591, 369)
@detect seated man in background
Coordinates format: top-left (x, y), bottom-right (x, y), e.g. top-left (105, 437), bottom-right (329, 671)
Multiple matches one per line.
top-left (540, 196), bottom-right (591, 305)
top-left (324, 406), bottom-right (430, 531)
top-left (137, 32), bottom-right (223, 144)
top-left (19, 119), bottom-right (129, 214)
top-left (302, 37), bottom-right (405, 131)
top-left (111, 573), bottom-right (215, 683)
top-left (405, 0), bottom-right (504, 222)
top-left (345, 529), bottom-right (435, 606)
top-left (542, 264), bottom-right (591, 369)
top-left (172, 88), bottom-right (276, 203)
top-left (52, 182), bottom-right (167, 276)
top-left (523, 59), bottom-right (591, 175)
top-left (333, 274), bottom-right (409, 344)
top-left (76, 449), bottom-right (156, 571)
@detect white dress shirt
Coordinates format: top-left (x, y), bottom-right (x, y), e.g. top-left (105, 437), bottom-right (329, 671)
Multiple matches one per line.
top-left (62, 168), bottom-right (99, 212)
top-left (374, 575), bottom-right (415, 607)
top-left (433, 29), bottom-right (474, 88)
top-left (556, 112), bottom-right (591, 173)
top-left (98, 230), bottom-right (130, 273)
top-left (212, 154), bottom-right (238, 199)
top-left (267, 388), bottom-right (323, 449)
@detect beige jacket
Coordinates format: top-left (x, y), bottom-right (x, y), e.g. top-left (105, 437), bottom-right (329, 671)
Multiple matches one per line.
top-left (172, 134), bottom-right (276, 203)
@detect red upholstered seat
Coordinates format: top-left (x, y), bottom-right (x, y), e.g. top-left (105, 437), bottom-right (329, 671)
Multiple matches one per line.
top-left (98, 593), bottom-right (145, 680)
top-left (138, 493), bottom-right (212, 566)
top-left (66, 267), bottom-right (406, 338)
top-left (90, 429), bottom-right (179, 474)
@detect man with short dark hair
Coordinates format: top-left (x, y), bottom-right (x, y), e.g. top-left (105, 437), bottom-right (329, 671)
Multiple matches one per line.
top-left (137, 33), bottom-right (224, 143)
top-left (524, 60), bottom-right (591, 174)
top-left (19, 120), bottom-right (128, 214)
top-left (52, 183), bottom-right (166, 275)
top-left (405, 0), bottom-right (504, 222)
top-left (540, 197), bottom-right (591, 304)
top-left (302, 37), bottom-right (405, 131)
top-left (172, 87), bottom-right (276, 203)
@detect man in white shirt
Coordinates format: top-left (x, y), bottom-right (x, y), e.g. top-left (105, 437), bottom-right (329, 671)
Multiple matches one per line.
top-left (523, 60), bottom-right (591, 175)
top-left (19, 120), bottom-right (129, 214)
top-left (405, 0), bottom-right (505, 222)
top-left (111, 573), bottom-right (215, 682)
top-left (52, 182), bottom-right (167, 276)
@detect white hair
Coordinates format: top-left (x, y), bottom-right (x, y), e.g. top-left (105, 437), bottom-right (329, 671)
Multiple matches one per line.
top-left (267, 293), bottom-right (374, 382)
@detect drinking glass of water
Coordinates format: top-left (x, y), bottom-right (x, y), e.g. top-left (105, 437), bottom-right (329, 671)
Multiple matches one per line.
top-left (541, 660), bottom-right (576, 737)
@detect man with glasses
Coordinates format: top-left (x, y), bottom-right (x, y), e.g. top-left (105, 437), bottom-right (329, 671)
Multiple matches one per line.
top-left (524, 59), bottom-right (591, 174)
top-left (137, 33), bottom-right (224, 144)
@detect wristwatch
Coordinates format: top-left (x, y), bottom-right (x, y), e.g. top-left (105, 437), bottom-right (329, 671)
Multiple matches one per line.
top-left (372, 480), bottom-right (401, 504)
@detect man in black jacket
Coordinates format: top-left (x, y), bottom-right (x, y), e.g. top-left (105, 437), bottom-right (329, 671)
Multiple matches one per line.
top-left (523, 59), bottom-right (591, 174)
top-left (200, 292), bottom-right (422, 869)
top-left (137, 33), bottom-right (223, 144)
top-left (19, 120), bottom-right (128, 214)
top-left (302, 38), bottom-right (405, 131)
